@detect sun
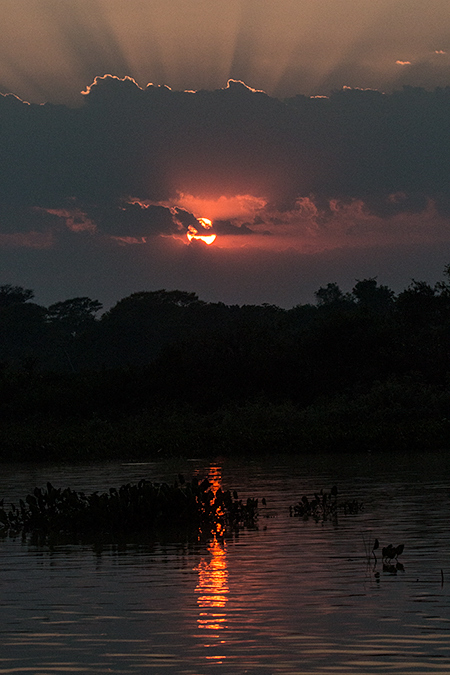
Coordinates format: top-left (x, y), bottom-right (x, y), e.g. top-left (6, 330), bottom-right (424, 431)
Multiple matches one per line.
top-left (186, 217), bottom-right (217, 245)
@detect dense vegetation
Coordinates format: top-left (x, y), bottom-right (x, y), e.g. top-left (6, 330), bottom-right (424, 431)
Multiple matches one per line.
top-left (2, 268), bottom-right (450, 460)
top-left (0, 477), bottom-right (259, 545)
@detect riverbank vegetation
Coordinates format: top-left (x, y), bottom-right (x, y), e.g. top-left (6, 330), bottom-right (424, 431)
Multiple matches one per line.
top-left (1, 268), bottom-right (450, 460)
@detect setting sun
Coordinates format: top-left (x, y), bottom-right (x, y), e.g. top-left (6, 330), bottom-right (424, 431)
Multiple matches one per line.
top-left (186, 217), bottom-right (217, 245)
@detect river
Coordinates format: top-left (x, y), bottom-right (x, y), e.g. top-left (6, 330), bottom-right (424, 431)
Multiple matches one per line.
top-left (0, 451), bottom-right (449, 674)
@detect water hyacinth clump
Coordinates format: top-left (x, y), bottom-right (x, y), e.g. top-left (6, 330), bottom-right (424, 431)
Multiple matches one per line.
top-left (289, 485), bottom-right (363, 520)
top-left (0, 476), bottom-right (259, 542)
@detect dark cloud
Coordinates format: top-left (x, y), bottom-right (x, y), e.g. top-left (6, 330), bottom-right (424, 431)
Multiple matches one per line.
top-left (2, 75), bottom-right (450, 243)
top-left (0, 204), bottom-right (62, 234)
top-left (86, 202), bottom-right (181, 238)
top-left (213, 219), bottom-right (258, 235)
top-left (171, 208), bottom-right (204, 231)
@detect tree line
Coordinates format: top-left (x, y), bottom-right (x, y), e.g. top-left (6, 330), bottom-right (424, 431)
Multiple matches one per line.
top-left (1, 270), bottom-right (450, 458)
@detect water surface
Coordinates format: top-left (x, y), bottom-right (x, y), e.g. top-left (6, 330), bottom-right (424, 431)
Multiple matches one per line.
top-left (0, 452), bottom-right (449, 674)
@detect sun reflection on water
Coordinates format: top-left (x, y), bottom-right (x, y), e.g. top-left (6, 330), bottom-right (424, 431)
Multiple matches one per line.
top-left (203, 464), bottom-right (222, 496)
top-left (194, 535), bottom-right (229, 663)
top-left (195, 536), bottom-right (228, 614)
top-left (193, 465), bottom-right (229, 663)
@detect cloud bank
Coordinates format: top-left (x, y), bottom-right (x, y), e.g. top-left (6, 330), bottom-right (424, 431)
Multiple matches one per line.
top-left (1, 75), bottom-right (450, 307)
top-left (2, 76), bottom-right (450, 245)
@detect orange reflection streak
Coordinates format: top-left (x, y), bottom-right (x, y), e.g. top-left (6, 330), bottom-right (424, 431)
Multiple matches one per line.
top-left (194, 465), bottom-right (228, 640)
top-left (194, 536), bottom-right (229, 626)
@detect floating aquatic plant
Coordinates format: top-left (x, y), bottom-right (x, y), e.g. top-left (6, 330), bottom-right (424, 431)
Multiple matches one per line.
top-left (0, 476), bottom-right (260, 543)
top-left (289, 485), bottom-right (363, 520)
top-left (371, 538), bottom-right (405, 575)
top-left (372, 538), bottom-right (405, 562)
top-left (382, 543), bottom-right (404, 561)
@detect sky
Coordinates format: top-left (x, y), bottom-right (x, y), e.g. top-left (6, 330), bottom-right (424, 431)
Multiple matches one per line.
top-left (1, 0), bottom-right (450, 309)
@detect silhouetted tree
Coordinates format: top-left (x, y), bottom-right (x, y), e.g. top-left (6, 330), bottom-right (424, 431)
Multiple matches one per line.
top-left (92, 290), bottom-right (205, 368)
top-left (0, 284), bottom-right (34, 308)
top-left (46, 297), bottom-right (103, 336)
top-left (104, 290), bottom-right (203, 319)
top-left (315, 282), bottom-right (343, 305)
top-left (0, 301), bottom-right (47, 367)
top-left (352, 278), bottom-right (395, 312)
top-left (396, 280), bottom-right (437, 325)
top-left (315, 283), bottom-right (353, 310)
top-left (2, 264), bottom-right (450, 434)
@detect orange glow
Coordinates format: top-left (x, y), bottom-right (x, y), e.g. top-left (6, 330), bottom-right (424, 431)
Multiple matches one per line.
top-left (195, 536), bottom-right (229, 617)
top-left (193, 465), bottom-right (228, 635)
top-left (186, 217), bottom-right (217, 245)
top-left (194, 535), bottom-right (228, 666)
top-left (176, 193), bottom-right (267, 220)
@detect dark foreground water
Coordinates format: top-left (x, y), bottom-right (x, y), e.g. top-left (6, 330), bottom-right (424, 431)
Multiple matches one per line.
top-left (0, 451), bottom-right (449, 674)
